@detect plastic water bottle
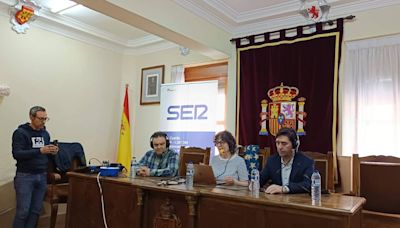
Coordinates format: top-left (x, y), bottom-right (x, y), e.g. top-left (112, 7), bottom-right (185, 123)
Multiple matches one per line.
top-left (186, 162), bottom-right (194, 190)
top-left (130, 157), bottom-right (138, 178)
top-left (133, 158), bottom-right (139, 174)
top-left (250, 169), bottom-right (260, 197)
top-left (311, 170), bottom-right (321, 205)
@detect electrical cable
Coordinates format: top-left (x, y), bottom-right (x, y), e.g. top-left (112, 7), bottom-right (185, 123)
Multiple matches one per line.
top-left (89, 157), bottom-right (102, 165)
top-left (215, 154), bottom-right (232, 179)
top-left (96, 172), bottom-right (108, 228)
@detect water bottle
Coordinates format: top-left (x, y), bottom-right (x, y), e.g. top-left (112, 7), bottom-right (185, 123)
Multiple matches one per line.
top-left (133, 158), bottom-right (139, 174)
top-left (186, 162), bottom-right (194, 190)
top-left (311, 170), bottom-right (321, 205)
top-left (250, 169), bottom-right (260, 197)
top-left (130, 157), bottom-right (138, 178)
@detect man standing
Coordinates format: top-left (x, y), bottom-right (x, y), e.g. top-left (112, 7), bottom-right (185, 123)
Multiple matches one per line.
top-left (12, 106), bottom-right (59, 228)
top-left (260, 127), bottom-right (314, 194)
top-left (137, 131), bottom-right (179, 177)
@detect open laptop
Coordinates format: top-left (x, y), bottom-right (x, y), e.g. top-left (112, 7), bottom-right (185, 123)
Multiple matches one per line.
top-left (193, 164), bottom-right (225, 185)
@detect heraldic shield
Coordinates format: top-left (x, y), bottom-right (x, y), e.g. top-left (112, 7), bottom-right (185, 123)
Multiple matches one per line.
top-left (259, 83), bottom-right (307, 136)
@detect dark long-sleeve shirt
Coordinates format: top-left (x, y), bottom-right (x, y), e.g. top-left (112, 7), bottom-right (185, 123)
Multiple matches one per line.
top-left (12, 123), bottom-right (51, 173)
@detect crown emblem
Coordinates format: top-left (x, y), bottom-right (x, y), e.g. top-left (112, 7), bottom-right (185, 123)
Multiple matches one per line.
top-left (260, 83), bottom-right (306, 136)
top-left (267, 83), bottom-right (299, 102)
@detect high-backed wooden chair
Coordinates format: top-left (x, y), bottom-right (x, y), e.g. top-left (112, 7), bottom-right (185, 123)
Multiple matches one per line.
top-left (351, 154), bottom-right (400, 214)
top-left (178, 146), bottom-right (211, 177)
top-left (302, 151), bottom-right (334, 192)
top-left (258, 147), bottom-right (270, 171)
top-left (45, 142), bottom-right (86, 228)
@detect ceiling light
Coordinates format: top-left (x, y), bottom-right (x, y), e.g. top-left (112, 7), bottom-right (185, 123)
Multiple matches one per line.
top-left (179, 46), bottom-right (190, 56)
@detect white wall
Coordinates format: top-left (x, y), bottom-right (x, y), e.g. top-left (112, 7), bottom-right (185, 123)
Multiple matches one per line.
top-left (121, 48), bottom-right (215, 160)
top-left (343, 5), bottom-right (400, 41)
top-left (0, 18), bottom-right (123, 185)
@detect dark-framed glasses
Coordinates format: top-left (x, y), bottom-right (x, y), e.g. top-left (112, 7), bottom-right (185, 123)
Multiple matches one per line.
top-left (36, 116), bottom-right (50, 122)
top-left (213, 140), bottom-right (225, 146)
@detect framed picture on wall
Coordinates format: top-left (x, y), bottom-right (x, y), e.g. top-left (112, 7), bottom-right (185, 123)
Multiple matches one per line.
top-left (140, 65), bottom-right (165, 105)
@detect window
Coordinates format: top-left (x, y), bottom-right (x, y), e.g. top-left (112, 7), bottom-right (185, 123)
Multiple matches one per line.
top-left (342, 34), bottom-right (400, 157)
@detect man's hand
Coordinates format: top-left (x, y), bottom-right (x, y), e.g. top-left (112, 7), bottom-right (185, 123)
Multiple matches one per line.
top-left (137, 166), bottom-right (150, 177)
top-left (265, 184), bottom-right (283, 194)
top-left (40, 145), bottom-right (59, 155)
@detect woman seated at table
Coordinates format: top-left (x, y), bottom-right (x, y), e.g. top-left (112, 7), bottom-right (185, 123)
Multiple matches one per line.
top-left (210, 130), bottom-right (249, 186)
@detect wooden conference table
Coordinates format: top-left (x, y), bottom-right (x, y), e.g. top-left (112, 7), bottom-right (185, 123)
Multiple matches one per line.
top-left (66, 172), bottom-right (365, 228)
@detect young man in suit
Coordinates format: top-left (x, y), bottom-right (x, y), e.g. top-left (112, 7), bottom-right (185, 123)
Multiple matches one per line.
top-left (259, 127), bottom-right (314, 194)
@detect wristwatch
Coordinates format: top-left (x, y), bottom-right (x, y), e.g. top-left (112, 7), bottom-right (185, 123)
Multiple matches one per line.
top-left (282, 185), bottom-right (290, 193)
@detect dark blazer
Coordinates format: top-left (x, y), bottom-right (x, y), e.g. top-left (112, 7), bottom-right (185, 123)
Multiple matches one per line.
top-left (259, 152), bottom-right (314, 193)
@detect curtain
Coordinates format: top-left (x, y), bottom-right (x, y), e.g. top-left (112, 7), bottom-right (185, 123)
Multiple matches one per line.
top-left (342, 34), bottom-right (400, 157)
top-left (171, 65), bottom-right (185, 83)
top-left (236, 20), bottom-right (343, 158)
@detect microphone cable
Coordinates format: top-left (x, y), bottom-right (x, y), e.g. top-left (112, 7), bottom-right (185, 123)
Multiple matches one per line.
top-left (96, 172), bottom-right (109, 228)
top-left (215, 154), bottom-right (233, 179)
top-left (88, 157), bottom-right (102, 166)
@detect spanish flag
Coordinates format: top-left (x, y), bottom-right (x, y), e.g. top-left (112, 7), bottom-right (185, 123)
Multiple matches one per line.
top-left (117, 85), bottom-right (132, 172)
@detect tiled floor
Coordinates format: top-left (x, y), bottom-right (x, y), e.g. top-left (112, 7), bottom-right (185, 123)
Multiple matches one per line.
top-left (37, 203), bottom-right (67, 228)
top-left (37, 214), bottom-right (66, 228)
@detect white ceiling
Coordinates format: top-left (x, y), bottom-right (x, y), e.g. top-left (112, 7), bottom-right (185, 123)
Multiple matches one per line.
top-left (1, 0), bottom-right (399, 55)
top-left (175, 0), bottom-right (400, 37)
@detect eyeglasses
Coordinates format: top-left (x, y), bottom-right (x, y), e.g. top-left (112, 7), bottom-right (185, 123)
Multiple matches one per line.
top-left (35, 116), bottom-right (50, 122)
top-left (213, 140), bottom-right (225, 146)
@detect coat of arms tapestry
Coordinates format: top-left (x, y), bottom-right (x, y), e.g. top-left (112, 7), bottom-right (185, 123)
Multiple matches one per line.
top-left (236, 19), bottom-right (343, 160)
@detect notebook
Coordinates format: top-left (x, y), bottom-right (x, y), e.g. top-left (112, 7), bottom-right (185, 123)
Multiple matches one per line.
top-left (193, 164), bottom-right (225, 185)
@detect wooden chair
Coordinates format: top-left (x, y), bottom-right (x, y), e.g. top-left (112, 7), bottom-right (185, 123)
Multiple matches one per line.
top-left (45, 142), bottom-right (86, 228)
top-left (302, 151), bottom-right (334, 192)
top-left (351, 154), bottom-right (400, 228)
top-left (178, 146), bottom-right (211, 177)
top-left (351, 154), bottom-right (400, 213)
top-left (258, 147), bottom-right (270, 171)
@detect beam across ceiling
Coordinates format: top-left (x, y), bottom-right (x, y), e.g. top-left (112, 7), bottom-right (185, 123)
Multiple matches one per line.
top-left (75, 0), bottom-right (230, 59)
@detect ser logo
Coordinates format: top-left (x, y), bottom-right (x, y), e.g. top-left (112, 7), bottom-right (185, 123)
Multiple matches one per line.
top-left (167, 105), bottom-right (208, 120)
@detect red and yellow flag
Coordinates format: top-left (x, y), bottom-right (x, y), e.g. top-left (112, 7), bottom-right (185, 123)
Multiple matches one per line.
top-left (117, 85), bottom-right (132, 172)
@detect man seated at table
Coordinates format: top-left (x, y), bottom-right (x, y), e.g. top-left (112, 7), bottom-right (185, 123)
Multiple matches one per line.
top-left (259, 127), bottom-right (314, 194)
top-left (137, 131), bottom-right (179, 177)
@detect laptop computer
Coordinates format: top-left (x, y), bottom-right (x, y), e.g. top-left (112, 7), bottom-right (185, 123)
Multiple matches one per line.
top-left (193, 164), bottom-right (225, 185)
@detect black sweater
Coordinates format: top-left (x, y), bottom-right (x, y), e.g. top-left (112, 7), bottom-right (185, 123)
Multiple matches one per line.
top-left (12, 123), bottom-right (51, 173)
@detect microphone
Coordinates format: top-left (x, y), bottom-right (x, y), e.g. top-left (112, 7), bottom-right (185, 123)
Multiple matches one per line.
top-left (302, 174), bottom-right (312, 195)
top-left (275, 167), bottom-right (282, 175)
top-left (219, 148), bottom-right (225, 155)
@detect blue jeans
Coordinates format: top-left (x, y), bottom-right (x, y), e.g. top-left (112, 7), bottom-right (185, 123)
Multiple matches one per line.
top-left (13, 172), bottom-right (47, 228)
